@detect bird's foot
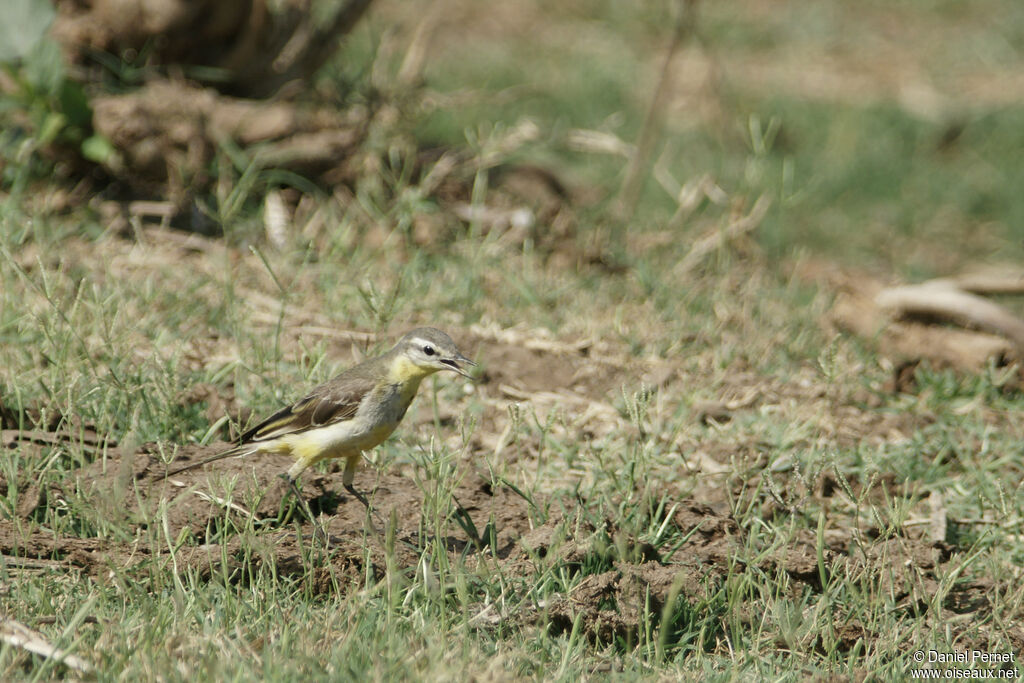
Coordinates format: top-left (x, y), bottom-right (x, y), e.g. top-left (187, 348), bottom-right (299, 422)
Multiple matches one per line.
top-left (281, 474), bottom-right (330, 548)
top-left (344, 483), bottom-right (387, 536)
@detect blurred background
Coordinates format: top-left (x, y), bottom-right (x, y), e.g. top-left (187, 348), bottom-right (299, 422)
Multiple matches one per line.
top-left (4, 0), bottom-right (1023, 275)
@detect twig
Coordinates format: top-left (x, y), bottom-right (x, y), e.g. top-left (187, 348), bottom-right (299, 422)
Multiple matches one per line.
top-left (876, 280), bottom-right (1024, 350)
top-left (674, 194), bottom-right (771, 278)
top-left (928, 490), bottom-right (947, 544)
top-left (617, 0), bottom-right (700, 219)
top-left (0, 555), bottom-right (65, 570)
top-left (0, 617), bottom-right (92, 674)
top-left (398, 6), bottom-right (441, 86)
top-left (950, 269), bottom-right (1024, 295)
top-left (192, 490), bottom-right (256, 519)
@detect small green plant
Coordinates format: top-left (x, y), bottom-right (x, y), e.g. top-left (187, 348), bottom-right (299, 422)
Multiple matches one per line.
top-left (0, 0), bottom-right (113, 188)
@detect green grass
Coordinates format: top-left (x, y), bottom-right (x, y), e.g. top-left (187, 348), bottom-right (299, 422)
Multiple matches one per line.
top-left (1, 0), bottom-right (1024, 679)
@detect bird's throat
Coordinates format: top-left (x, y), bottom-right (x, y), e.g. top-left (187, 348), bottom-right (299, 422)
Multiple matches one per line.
top-left (388, 354), bottom-right (436, 384)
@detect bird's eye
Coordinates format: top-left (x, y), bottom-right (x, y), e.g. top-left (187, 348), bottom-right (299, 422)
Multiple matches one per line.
top-left (423, 345), bottom-right (435, 356)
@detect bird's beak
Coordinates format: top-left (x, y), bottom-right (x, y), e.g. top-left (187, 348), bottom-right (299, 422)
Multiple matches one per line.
top-left (442, 353), bottom-right (476, 379)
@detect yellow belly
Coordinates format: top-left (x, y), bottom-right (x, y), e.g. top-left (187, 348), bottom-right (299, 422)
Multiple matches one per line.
top-left (278, 421), bottom-right (395, 467)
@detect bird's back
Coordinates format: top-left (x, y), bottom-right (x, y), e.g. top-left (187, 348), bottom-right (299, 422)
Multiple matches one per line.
top-left (238, 348), bottom-right (396, 444)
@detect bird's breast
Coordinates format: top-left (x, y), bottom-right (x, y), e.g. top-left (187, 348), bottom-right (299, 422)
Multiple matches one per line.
top-left (357, 379), bottom-right (422, 429)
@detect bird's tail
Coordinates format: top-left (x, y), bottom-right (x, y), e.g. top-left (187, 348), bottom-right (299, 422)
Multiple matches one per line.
top-left (165, 443), bottom-right (252, 477)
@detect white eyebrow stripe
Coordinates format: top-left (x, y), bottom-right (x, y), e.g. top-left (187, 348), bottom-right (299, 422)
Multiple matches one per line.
top-left (409, 337), bottom-right (436, 348)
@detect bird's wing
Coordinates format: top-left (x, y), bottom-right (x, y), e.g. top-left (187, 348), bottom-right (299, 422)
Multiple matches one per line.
top-left (239, 373), bottom-right (377, 443)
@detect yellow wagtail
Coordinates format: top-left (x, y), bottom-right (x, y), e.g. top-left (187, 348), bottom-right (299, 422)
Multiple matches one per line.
top-left (168, 327), bottom-right (475, 520)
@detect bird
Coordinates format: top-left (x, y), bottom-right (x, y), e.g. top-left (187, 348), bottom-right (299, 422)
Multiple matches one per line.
top-left (167, 327), bottom-right (475, 534)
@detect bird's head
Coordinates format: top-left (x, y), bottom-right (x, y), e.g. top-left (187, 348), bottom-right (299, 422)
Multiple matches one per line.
top-left (394, 327), bottom-right (476, 380)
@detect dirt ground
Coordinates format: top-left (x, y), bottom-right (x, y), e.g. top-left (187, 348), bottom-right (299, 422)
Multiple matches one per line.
top-left (2, 386), bottom-right (1016, 653)
top-left (3, 197), bottom-right (1021, 662)
top-left (1, 228), bottom-right (1019, 651)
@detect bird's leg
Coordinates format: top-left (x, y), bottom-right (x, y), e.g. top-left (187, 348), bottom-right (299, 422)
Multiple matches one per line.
top-left (343, 481), bottom-right (371, 509)
top-left (280, 473), bottom-right (328, 546)
top-left (344, 456), bottom-right (385, 535)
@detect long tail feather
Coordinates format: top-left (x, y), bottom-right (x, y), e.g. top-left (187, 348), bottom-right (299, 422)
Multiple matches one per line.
top-left (165, 444), bottom-right (251, 477)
